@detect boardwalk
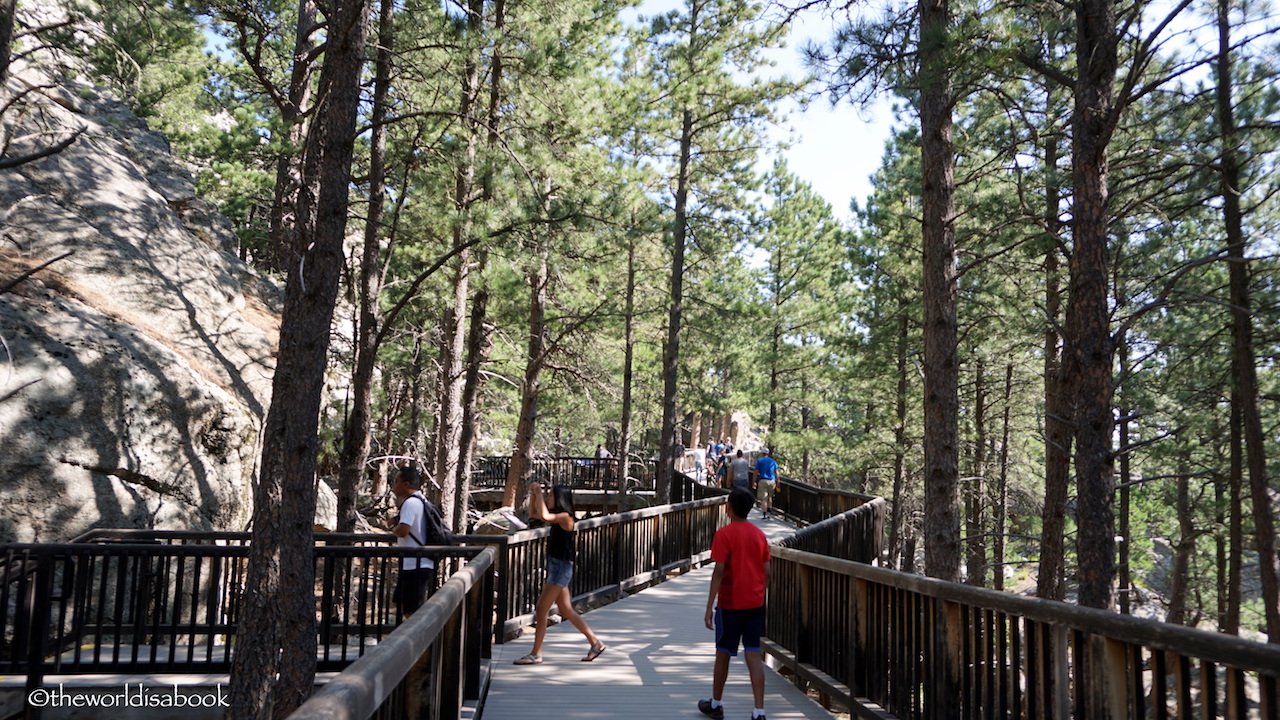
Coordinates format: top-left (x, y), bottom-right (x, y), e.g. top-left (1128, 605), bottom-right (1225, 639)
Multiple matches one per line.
top-left (481, 514), bottom-right (836, 720)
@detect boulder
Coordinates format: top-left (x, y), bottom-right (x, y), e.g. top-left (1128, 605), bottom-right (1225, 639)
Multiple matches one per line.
top-left (0, 53), bottom-right (280, 541)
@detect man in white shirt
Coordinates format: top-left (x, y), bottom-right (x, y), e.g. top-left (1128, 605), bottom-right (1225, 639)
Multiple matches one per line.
top-left (391, 465), bottom-right (437, 619)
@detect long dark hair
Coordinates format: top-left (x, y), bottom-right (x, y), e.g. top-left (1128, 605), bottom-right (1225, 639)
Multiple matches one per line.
top-left (549, 484), bottom-right (576, 518)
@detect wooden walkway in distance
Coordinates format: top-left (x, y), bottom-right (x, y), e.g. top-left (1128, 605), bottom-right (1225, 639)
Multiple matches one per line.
top-left (479, 513), bottom-right (837, 720)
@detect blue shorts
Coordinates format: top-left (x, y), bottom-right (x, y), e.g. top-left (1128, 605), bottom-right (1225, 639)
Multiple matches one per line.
top-left (714, 606), bottom-right (765, 656)
top-left (546, 557), bottom-right (574, 588)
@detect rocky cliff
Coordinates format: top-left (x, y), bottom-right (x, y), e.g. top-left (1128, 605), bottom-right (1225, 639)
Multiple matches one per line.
top-left (0, 45), bottom-right (281, 541)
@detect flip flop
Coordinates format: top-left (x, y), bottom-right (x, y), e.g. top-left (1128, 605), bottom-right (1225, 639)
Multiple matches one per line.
top-left (582, 642), bottom-right (606, 662)
top-left (513, 654), bottom-right (542, 665)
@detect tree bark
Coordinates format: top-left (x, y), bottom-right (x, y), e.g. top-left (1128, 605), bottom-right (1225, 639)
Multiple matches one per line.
top-left (229, 0), bottom-right (368, 714)
top-left (1218, 0), bottom-right (1280, 640)
top-left (919, 0), bottom-right (961, 583)
top-left (336, 0), bottom-right (395, 532)
top-left (889, 306), bottom-right (910, 570)
top-left (504, 250), bottom-right (549, 514)
top-left (1167, 449), bottom-right (1193, 626)
top-left (454, 289), bottom-right (493, 530)
top-left (1037, 120), bottom-right (1071, 601)
top-left (1226, 390), bottom-right (1243, 634)
top-left (1117, 326), bottom-right (1132, 614)
top-left (993, 363), bottom-right (1013, 592)
top-left (618, 234), bottom-right (638, 513)
top-left (0, 0), bottom-right (15, 87)
top-left (658, 107), bottom-right (694, 505)
top-left (265, 0), bottom-right (318, 274)
top-left (1068, 0), bottom-right (1118, 611)
top-left (435, 0), bottom-right (484, 523)
top-left (966, 359), bottom-right (988, 587)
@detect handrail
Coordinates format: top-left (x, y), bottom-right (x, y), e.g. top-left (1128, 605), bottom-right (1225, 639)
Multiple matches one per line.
top-left (765, 544), bottom-right (1280, 719)
top-left (470, 455), bottom-right (659, 492)
top-left (0, 540), bottom-right (483, 680)
top-left (286, 546), bottom-right (497, 720)
top-left (484, 495), bottom-right (728, 638)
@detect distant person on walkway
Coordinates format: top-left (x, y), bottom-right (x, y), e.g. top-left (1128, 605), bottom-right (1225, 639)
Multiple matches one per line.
top-left (514, 483), bottom-right (607, 665)
top-left (595, 443), bottom-right (611, 460)
top-left (700, 487), bottom-right (771, 720)
top-left (728, 450), bottom-right (752, 491)
top-left (391, 465), bottom-right (438, 619)
top-left (754, 448), bottom-right (778, 518)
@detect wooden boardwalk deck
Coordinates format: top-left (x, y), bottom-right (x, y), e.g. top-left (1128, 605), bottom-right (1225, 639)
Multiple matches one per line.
top-left (480, 513), bottom-right (835, 720)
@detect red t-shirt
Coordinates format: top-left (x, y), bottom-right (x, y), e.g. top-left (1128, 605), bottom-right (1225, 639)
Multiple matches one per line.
top-left (711, 520), bottom-right (770, 609)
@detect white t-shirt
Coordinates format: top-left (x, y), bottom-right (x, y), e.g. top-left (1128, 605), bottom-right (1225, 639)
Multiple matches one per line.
top-left (397, 492), bottom-right (437, 571)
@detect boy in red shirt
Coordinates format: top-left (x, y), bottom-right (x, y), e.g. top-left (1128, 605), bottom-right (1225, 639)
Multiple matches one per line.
top-left (700, 487), bottom-right (772, 720)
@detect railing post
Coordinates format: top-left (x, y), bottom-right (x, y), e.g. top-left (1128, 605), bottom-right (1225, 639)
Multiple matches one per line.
top-left (432, 600), bottom-right (465, 720)
top-left (1081, 635), bottom-right (1129, 720)
top-left (1051, 625), bottom-right (1070, 720)
top-left (929, 599), bottom-right (961, 720)
top-left (848, 576), bottom-right (867, 699)
top-left (796, 563), bottom-right (813, 666)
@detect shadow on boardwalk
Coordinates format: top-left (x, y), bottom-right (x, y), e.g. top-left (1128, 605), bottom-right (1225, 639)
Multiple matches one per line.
top-left (481, 514), bottom-right (835, 720)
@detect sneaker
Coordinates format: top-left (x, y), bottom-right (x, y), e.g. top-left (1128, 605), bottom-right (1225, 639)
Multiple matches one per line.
top-left (698, 699), bottom-right (724, 719)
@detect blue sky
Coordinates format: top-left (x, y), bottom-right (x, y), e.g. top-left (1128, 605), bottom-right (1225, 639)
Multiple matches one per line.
top-left (626, 0), bottom-right (900, 222)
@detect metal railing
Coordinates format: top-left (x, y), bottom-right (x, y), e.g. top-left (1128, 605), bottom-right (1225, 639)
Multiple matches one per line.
top-left (764, 547), bottom-right (1280, 720)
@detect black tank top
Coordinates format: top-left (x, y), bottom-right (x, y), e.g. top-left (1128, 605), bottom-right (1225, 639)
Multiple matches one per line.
top-left (549, 521), bottom-right (577, 563)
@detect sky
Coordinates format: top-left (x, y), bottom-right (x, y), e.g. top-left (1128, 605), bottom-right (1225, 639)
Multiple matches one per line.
top-left (623, 0), bottom-right (901, 222)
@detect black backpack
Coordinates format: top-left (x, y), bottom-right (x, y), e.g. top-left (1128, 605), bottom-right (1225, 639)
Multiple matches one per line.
top-left (406, 495), bottom-right (455, 546)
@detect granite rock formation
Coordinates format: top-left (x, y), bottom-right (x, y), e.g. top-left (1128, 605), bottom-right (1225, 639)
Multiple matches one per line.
top-left (0, 47), bottom-right (281, 541)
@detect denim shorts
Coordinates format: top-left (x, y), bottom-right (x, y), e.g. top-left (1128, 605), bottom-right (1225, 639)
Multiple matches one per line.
top-left (714, 606), bottom-right (765, 656)
top-left (546, 557), bottom-right (574, 588)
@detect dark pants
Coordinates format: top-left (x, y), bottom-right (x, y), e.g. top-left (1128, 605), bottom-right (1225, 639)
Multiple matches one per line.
top-left (394, 565), bottom-right (437, 618)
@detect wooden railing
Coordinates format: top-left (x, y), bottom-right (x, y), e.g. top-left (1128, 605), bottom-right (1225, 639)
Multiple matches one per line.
top-left (764, 546), bottom-right (1280, 720)
top-left (0, 532), bottom-right (482, 683)
top-left (484, 495), bottom-right (728, 639)
top-left (773, 476), bottom-right (879, 528)
top-left (288, 547), bottom-right (496, 720)
top-left (470, 455), bottom-right (658, 492)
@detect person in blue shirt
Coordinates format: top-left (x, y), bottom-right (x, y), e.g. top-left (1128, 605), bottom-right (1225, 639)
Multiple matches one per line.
top-left (754, 448), bottom-right (778, 517)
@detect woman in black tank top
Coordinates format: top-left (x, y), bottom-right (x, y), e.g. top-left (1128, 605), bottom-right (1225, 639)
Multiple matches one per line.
top-left (513, 483), bottom-right (606, 665)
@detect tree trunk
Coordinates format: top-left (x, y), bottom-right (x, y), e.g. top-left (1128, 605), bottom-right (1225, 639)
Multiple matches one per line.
top-left (1226, 392), bottom-right (1243, 634)
top-left (1218, 0), bottom-right (1280, 640)
top-left (504, 251), bottom-right (549, 514)
top-left (658, 107), bottom-right (694, 505)
top-left (919, 0), bottom-right (960, 583)
top-left (336, 0), bottom-right (395, 532)
top-left (229, 0), bottom-right (367, 714)
top-left (1068, 0), bottom-right (1118, 611)
top-left (618, 235), bottom-right (638, 513)
top-left (1037, 125), bottom-right (1071, 601)
top-left (769, 249), bottom-right (782, 436)
top-left (1167, 450), bottom-right (1193, 626)
top-left (435, 0), bottom-right (484, 523)
top-left (993, 363), bottom-right (1013, 592)
top-left (889, 307), bottom-right (910, 570)
top-left (0, 0), bottom-right (16, 86)
top-left (966, 359), bottom-right (987, 587)
top-left (1117, 328), bottom-right (1132, 614)
top-left (265, 0), bottom-right (317, 274)
top-left (454, 289), bottom-right (493, 530)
